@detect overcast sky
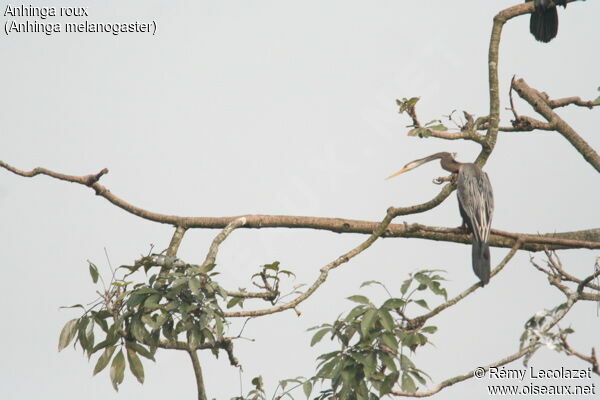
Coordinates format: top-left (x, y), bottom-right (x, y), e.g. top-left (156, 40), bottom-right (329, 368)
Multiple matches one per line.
top-left (1, 1), bottom-right (599, 399)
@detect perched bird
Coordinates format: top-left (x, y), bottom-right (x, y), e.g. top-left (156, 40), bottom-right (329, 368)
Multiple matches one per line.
top-left (387, 152), bottom-right (494, 285)
top-left (527, 0), bottom-right (568, 43)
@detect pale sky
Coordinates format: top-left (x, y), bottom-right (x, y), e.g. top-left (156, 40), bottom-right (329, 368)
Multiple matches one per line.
top-left (1, 1), bottom-right (599, 399)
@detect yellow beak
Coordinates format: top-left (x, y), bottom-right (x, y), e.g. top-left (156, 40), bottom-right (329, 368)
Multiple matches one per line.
top-left (386, 167), bottom-right (411, 180)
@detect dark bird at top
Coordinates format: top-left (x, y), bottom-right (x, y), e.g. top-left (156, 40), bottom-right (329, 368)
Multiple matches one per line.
top-left (527, 0), bottom-right (568, 43)
top-left (387, 152), bottom-right (494, 286)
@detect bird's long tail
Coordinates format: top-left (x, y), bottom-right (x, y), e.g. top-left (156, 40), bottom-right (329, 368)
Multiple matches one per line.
top-left (472, 240), bottom-right (491, 286)
top-left (530, 5), bottom-right (558, 43)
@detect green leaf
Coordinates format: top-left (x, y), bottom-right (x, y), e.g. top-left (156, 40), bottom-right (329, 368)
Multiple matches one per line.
top-left (60, 304), bottom-right (85, 310)
top-left (189, 277), bottom-right (201, 295)
top-left (187, 328), bottom-right (202, 350)
top-left (414, 299), bottom-right (429, 310)
top-left (378, 309), bottom-right (394, 332)
top-left (381, 298), bottom-right (405, 310)
top-left (303, 380), bottom-right (313, 398)
top-left (131, 317), bottom-right (149, 342)
top-left (427, 124), bottom-right (447, 131)
top-left (317, 358), bottom-right (339, 378)
top-left (197, 263), bottom-right (217, 274)
top-left (263, 261), bottom-right (280, 271)
top-left (380, 371), bottom-right (400, 395)
top-left (345, 305), bottom-right (367, 322)
top-left (88, 261), bottom-right (99, 284)
top-left (172, 277), bottom-right (188, 288)
top-left (127, 342), bottom-right (155, 361)
top-left (360, 280), bottom-right (382, 288)
top-left (399, 354), bottom-right (415, 370)
top-left (93, 346), bottom-right (116, 375)
top-left (127, 347), bottom-right (145, 384)
top-left (421, 326), bottom-right (437, 334)
top-left (400, 279), bottom-right (411, 295)
top-left (251, 375), bottom-right (264, 391)
top-left (127, 293), bottom-right (148, 307)
top-left (311, 328), bottom-right (331, 347)
top-left (110, 349), bottom-right (126, 391)
top-left (58, 319), bottom-right (79, 352)
top-left (379, 351), bottom-right (397, 372)
top-left (407, 127), bottom-right (432, 138)
top-left (360, 308), bottom-right (378, 337)
top-left (226, 297), bottom-right (243, 309)
top-left (381, 332), bottom-right (398, 352)
top-left (347, 295), bottom-right (370, 305)
top-left (363, 352), bottom-right (377, 377)
top-left (143, 294), bottom-right (161, 309)
top-left (401, 373), bottom-right (417, 393)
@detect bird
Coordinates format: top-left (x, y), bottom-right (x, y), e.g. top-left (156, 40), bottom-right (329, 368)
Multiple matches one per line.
top-left (387, 152), bottom-right (494, 286)
top-left (526, 0), bottom-right (568, 43)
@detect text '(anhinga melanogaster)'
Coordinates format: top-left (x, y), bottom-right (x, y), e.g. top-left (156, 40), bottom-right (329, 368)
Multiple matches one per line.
top-left (526, 0), bottom-right (568, 43)
top-left (387, 152), bottom-right (494, 286)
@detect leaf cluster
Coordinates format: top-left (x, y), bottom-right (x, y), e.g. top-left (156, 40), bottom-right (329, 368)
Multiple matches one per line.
top-left (59, 256), bottom-right (228, 391)
top-left (307, 271), bottom-right (448, 399)
top-left (519, 303), bottom-right (574, 366)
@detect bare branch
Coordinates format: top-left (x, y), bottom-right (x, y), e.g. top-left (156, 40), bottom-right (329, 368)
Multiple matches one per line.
top-left (561, 337), bottom-right (599, 376)
top-left (549, 96), bottom-right (599, 109)
top-left (511, 78), bottom-right (600, 172)
top-left (188, 350), bottom-right (209, 400)
top-left (202, 217), bottom-right (246, 268)
top-left (408, 239), bottom-right (523, 329)
top-left (3, 159), bottom-right (598, 252)
top-left (478, 0), bottom-right (578, 167)
top-left (167, 226), bottom-right (187, 258)
top-left (223, 209), bottom-right (397, 318)
top-left (393, 293), bottom-right (578, 397)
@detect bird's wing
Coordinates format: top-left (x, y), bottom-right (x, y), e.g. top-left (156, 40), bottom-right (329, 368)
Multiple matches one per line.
top-left (457, 164), bottom-right (494, 243)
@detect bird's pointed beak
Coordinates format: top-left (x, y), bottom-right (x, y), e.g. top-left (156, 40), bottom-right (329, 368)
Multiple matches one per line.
top-left (386, 166), bottom-right (411, 180)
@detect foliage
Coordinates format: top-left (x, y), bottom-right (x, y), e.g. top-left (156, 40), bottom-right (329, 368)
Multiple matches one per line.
top-left (396, 97), bottom-right (449, 138)
top-left (306, 270), bottom-right (448, 399)
top-left (59, 256), bottom-right (228, 391)
top-left (519, 303), bottom-right (575, 366)
top-left (227, 261), bottom-right (295, 309)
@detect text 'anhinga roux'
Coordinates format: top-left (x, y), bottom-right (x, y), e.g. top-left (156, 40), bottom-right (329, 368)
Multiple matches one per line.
top-left (388, 152), bottom-right (494, 286)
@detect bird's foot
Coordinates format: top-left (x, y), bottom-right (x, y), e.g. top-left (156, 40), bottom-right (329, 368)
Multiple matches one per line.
top-left (433, 174), bottom-right (456, 185)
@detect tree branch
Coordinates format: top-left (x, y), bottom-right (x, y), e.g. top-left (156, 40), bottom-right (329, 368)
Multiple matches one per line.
top-left (2, 160), bottom-right (598, 251)
top-left (478, 0), bottom-right (579, 167)
top-left (407, 239), bottom-right (523, 329)
top-left (511, 78), bottom-right (600, 172)
top-left (202, 217), bottom-right (246, 268)
top-left (393, 293), bottom-right (578, 397)
top-left (167, 226), bottom-right (187, 258)
top-left (561, 336), bottom-right (599, 376)
top-left (188, 350), bottom-right (208, 400)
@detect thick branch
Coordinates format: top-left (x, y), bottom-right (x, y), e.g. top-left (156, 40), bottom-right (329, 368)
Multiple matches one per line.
top-left (511, 78), bottom-right (600, 172)
top-left (167, 226), bottom-right (187, 258)
top-left (2, 160), bottom-right (598, 251)
top-left (479, 0), bottom-right (578, 166)
top-left (188, 350), bottom-right (208, 400)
